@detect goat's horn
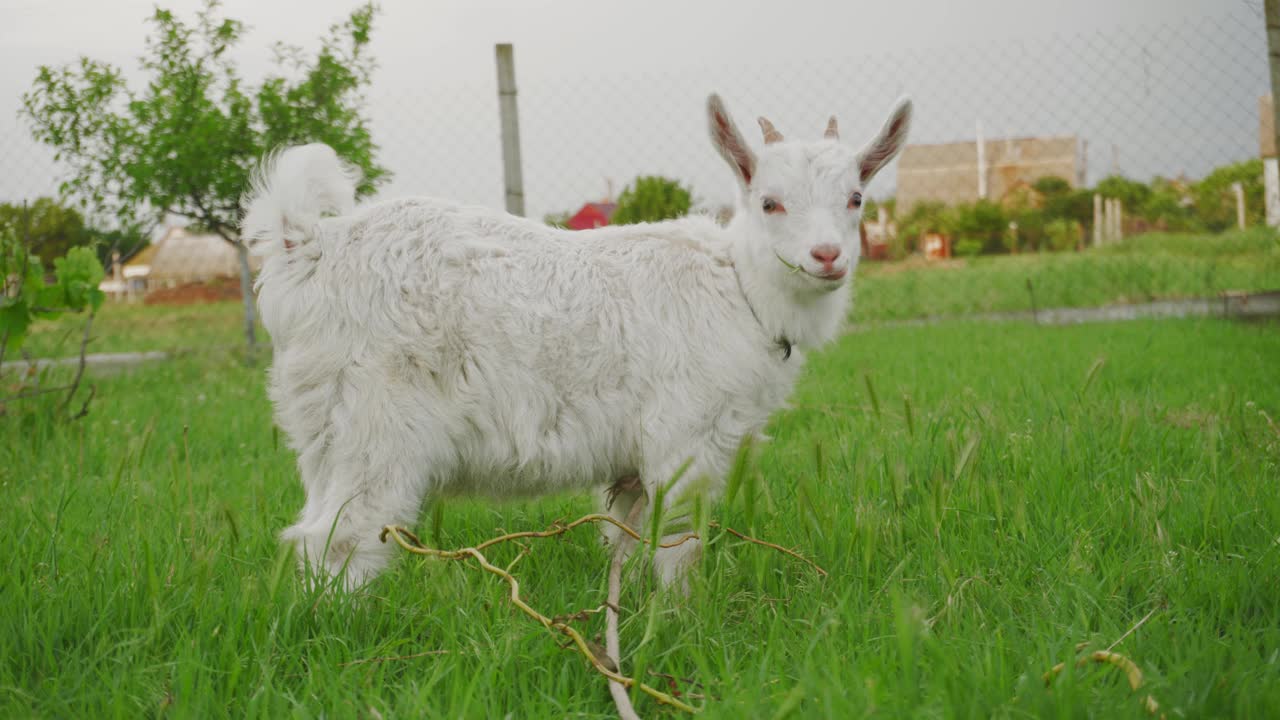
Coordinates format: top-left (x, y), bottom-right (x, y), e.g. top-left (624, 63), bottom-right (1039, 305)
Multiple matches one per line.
top-left (825, 116), bottom-right (839, 140)
top-left (757, 117), bottom-right (783, 144)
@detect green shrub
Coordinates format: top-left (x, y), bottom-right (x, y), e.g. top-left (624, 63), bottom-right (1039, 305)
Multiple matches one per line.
top-left (897, 201), bottom-right (951, 252)
top-left (610, 176), bottom-right (693, 225)
top-left (1193, 159), bottom-right (1263, 232)
top-left (1095, 175), bottom-right (1152, 211)
top-left (1, 226), bottom-right (104, 355)
top-left (950, 200), bottom-right (1008, 254)
top-left (1045, 219), bottom-right (1082, 252)
top-left (1010, 209), bottom-right (1047, 252)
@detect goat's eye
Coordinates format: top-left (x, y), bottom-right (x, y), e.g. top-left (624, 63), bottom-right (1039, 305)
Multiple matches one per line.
top-left (762, 197), bottom-right (786, 214)
top-left (848, 192), bottom-right (863, 209)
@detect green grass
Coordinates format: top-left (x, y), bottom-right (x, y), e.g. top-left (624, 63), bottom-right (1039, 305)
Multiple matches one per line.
top-left (4, 317), bottom-right (1278, 718)
top-left (16, 229), bottom-right (1280, 361)
top-left (17, 302), bottom-right (265, 359)
top-left (853, 228), bottom-right (1280, 322)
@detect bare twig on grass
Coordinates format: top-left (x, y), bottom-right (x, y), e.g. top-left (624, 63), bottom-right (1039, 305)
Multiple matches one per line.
top-left (1106, 606), bottom-right (1160, 653)
top-left (381, 511), bottom-right (829, 717)
top-left (57, 310), bottom-right (95, 416)
top-left (1042, 649), bottom-right (1162, 717)
top-left (380, 523), bottom-right (698, 714)
top-left (709, 522), bottom-right (828, 577)
top-left (647, 670), bottom-right (709, 701)
top-left (467, 513), bottom-right (697, 552)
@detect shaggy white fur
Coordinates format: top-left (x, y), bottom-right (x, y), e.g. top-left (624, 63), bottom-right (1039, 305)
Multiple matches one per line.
top-left (240, 94), bottom-right (912, 590)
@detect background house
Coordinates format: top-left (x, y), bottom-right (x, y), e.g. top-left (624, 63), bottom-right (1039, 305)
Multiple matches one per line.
top-left (566, 201), bottom-right (617, 230)
top-left (896, 135), bottom-right (1084, 211)
top-left (100, 226), bottom-right (260, 299)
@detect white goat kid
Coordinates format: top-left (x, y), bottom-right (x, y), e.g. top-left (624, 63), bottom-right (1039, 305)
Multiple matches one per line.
top-left (240, 93), bottom-right (912, 591)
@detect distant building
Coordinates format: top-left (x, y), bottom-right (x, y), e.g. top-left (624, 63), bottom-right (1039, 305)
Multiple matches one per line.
top-left (100, 225), bottom-right (260, 299)
top-left (567, 202), bottom-right (617, 230)
top-left (896, 135), bottom-right (1084, 212)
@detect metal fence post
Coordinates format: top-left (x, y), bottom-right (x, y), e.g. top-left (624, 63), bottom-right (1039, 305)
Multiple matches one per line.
top-left (1233, 182), bottom-right (1246, 230)
top-left (1093, 194), bottom-right (1103, 246)
top-left (495, 43), bottom-right (525, 217)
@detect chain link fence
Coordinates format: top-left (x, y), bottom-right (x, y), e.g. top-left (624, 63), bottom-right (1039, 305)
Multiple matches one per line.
top-left (2, 4), bottom-right (1277, 320)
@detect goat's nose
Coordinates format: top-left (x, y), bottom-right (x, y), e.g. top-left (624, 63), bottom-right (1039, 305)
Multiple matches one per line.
top-left (810, 244), bottom-right (842, 265)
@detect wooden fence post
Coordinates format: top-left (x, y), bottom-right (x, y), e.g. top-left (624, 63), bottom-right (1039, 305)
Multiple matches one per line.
top-left (495, 43), bottom-right (525, 217)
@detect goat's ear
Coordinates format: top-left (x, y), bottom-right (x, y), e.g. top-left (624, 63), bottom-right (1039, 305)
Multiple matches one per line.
top-left (707, 93), bottom-right (756, 189)
top-left (858, 97), bottom-right (913, 184)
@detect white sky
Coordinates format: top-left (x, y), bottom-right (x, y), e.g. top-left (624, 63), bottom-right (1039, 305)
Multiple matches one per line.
top-left (0, 0), bottom-right (1268, 219)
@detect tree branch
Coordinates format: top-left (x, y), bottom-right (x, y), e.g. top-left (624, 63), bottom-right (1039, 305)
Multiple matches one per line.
top-left (58, 310), bottom-right (95, 417)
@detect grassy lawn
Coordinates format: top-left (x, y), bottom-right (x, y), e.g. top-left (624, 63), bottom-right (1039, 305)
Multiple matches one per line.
top-left (14, 228), bottom-right (1280, 360)
top-left (17, 301), bottom-right (264, 359)
top-left (3, 316), bottom-right (1278, 718)
top-left (852, 228), bottom-right (1280, 322)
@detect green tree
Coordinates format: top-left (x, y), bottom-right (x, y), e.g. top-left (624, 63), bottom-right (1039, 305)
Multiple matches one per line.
top-left (0, 198), bottom-right (88, 267)
top-left (1031, 175), bottom-right (1092, 228)
top-left (21, 0), bottom-right (388, 356)
top-left (1094, 175), bottom-right (1151, 211)
top-left (1140, 177), bottom-right (1199, 232)
top-left (610, 176), bottom-right (693, 225)
top-left (86, 226), bottom-right (150, 270)
top-left (1031, 176), bottom-right (1072, 198)
top-left (1192, 159), bottom-right (1263, 232)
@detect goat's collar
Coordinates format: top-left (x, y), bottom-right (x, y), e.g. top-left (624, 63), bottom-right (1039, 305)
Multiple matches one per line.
top-left (734, 264), bottom-right (793, 361)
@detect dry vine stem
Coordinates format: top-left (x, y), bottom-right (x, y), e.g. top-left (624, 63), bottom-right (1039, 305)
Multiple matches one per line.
top-left (1043, 649), bottom-right (1162, 717)
top-left (380, 523), bottom-right (697, 714)
top-left (380, 513), bottom-right (828, 716)
top-left (710, 522), bottom-right (828, 577)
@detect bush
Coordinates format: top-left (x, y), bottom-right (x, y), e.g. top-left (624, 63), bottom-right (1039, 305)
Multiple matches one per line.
top-left (1032, 176), bottom-right (1072, 197)
top-left (1140, 177), bottom-right (1200, 232)
top-left (1193, 159), bottom-right (1263, 232)
top-left (1, 224), bottom-right (104, 418)
top-left (1095, 175), bottom-right (1152, 211)
top-left (1044, 219), bottom-right (1082, 252)
top-left (897, 201), bottom-right (951, 252)
top-left (1010, 209), bottom-right (1047, 252)
top-left (950, 200), bottom-right (1008, 254)
top-left (610, 176), bottom-right (693, 225)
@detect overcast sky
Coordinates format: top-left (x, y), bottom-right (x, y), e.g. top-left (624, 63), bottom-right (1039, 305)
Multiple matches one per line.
top-left (0, 0), bottom-right (1268, 219)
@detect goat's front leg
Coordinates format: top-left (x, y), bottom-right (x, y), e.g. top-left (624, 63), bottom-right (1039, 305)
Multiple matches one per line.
top-left (598, 474), bottom-right (644, 549)
top-left (640, 448), bottom-right (730, 594)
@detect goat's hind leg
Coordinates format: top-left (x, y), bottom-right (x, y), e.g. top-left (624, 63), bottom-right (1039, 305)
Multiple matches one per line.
top-left (283, 389), bottom-right (448, 591)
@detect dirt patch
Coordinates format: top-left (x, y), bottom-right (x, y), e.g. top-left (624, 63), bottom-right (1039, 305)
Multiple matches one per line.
top-left (144, 277), bottom-right (242, 305)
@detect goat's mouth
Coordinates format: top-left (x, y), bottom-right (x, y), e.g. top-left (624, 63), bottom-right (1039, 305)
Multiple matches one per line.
top-left (805, 267), bottom-right (848, 282)
top-left (775, 252), bottom-right (848, 283)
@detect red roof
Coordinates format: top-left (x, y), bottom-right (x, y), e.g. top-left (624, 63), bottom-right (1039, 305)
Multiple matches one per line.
top-left (567, 202), bottom-right (617, 230)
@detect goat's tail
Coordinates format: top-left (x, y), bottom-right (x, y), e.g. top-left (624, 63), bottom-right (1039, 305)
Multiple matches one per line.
top-left (240, 143), bottom-right (360, 256)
